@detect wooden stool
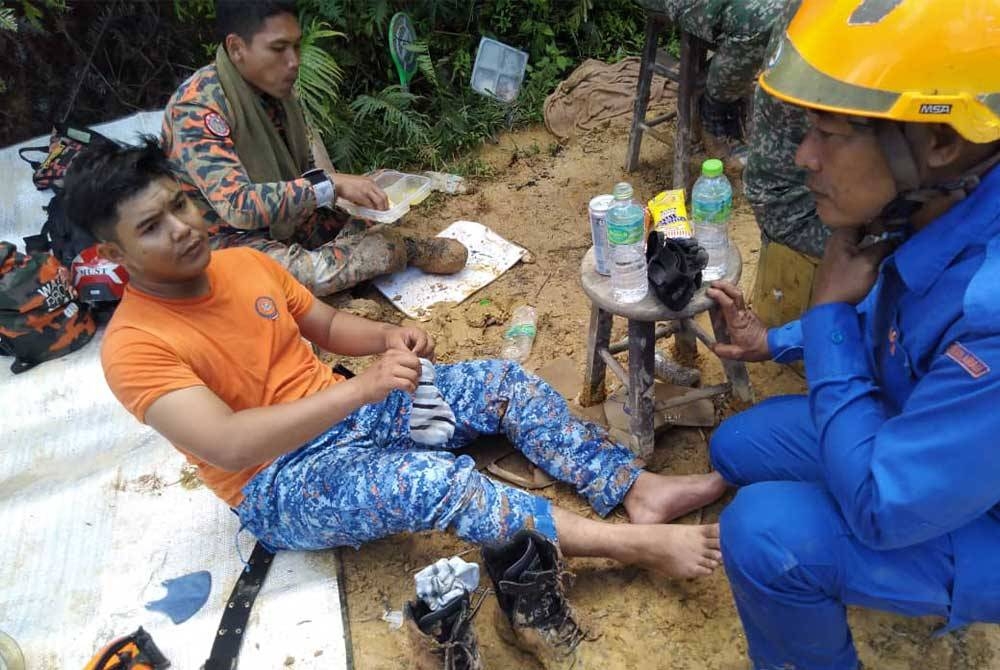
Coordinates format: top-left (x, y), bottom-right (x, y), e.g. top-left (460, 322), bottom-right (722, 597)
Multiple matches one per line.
top-left (579, 246), bottom-right (753, 458)
top-left (625, 9), bottom-right (709, 190)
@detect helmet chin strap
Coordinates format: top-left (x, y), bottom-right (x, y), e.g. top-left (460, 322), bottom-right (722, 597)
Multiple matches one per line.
top-left (873, 120), bottom-right (1000, 229)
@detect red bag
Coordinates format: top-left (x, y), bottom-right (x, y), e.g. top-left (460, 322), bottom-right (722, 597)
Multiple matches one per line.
top-left (17, 123), bottom-right (114, 192)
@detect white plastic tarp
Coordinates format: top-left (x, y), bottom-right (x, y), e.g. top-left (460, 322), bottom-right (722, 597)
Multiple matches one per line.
top-left (0, 113), bottom-right (350, 669)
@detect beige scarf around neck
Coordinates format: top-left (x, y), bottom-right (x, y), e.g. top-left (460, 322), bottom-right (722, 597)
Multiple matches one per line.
top-left (214, 45), bottom-right (312, 184)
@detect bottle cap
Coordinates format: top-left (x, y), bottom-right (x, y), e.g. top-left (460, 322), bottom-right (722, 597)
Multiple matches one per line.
top-left (612, 182), bottom-right (634, 201)
top-left (702, 159), bottom-right (724, 177)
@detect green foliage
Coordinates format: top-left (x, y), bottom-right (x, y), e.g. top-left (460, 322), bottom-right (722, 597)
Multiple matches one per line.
top-left (0, 7), bottom-right (16, 32)
top-left (0, 0), bottom-right (65, 30)
top-left (173, 0), bottom-right (213, 23)
top-left (295, 19), bottom-right (345, 138)
top-left (180, 0), bottom-right (647, 172)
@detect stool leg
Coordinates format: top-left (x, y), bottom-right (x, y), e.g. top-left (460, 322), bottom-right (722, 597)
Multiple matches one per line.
top-left (673, 31), bottom-right (697, 191)
top-left (625, 14), bottom-right (661, 173)
top-left (710, 304), bottom-right (754, 402)
top-left (581, 305), bottom-right (613, 406)
top-left (673, 319), bottom-right (698, 364)
top-left (628, 320), bottom-right (656, 458)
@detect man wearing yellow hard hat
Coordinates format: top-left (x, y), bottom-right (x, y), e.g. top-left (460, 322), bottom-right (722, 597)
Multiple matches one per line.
top-left (705, 0), bottom-right (1000, 666)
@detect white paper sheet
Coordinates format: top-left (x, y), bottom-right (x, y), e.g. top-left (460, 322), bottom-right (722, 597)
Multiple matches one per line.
top-left (374, 220), bottom-right (527, 320)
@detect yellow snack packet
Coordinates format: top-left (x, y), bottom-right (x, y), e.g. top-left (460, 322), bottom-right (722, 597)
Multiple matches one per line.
top-left (648, 189), bottom-right (693, 238)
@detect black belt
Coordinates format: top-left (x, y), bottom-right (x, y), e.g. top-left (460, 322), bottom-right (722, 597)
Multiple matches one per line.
top-left (203, 363), bottom-right (355, 669)
top-left (202, 542), bottom-right (275, 670)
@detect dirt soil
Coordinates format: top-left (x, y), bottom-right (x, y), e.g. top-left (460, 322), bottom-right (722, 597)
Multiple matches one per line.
top-left (330, 121), bottom-right (1000, 669)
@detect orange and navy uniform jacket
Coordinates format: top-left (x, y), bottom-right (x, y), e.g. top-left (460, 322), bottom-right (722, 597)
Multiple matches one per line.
top-left (161, 62), bottom-right (319, 238)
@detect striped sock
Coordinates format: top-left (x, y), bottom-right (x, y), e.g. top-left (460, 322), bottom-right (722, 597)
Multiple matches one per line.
top-left (409, 358), bottom-right (456, 446)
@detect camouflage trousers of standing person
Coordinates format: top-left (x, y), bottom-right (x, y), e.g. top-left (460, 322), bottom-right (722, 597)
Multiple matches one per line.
top-left (210, 215), bottom-right (408, 296)
top-left (637, 0), bottom-right (786, 103)
top-left (743, 84), bottom-right (829, 259)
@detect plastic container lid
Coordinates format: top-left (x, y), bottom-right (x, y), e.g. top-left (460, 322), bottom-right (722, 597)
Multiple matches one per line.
top-left (470, 37), bottom-right (529, 103)
top-left (702, 158), bottom-right (724, 177)
top-left (337, 170), bottom-right (432, 224)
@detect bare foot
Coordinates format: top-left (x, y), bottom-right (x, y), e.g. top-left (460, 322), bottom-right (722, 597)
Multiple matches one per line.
top-left (619, 523), bottom-right (722, 579)
top-left (623, 471), bottom-right (728, 524)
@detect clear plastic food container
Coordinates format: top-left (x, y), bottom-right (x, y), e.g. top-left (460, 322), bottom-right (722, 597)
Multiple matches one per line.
top-left (337, 170), bottom-right (432, 224)
top-left (470, 37), bottom-right (529, 103)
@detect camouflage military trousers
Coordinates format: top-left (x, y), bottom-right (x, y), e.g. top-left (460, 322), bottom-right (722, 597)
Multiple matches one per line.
top-left (235, 360), bottom-right (644, 551)
top-left (638, 0), bottom-right (785, 102)
top-left (211, 217), bottom-right (407, 296)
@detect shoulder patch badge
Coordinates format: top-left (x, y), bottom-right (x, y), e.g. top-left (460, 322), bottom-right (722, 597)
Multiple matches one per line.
top-left (204, 112), bottom-right (231, 138)
top-left (255, 296), bottom-right (279, 320)
top-left (945, 342), bottom-right (990, 379)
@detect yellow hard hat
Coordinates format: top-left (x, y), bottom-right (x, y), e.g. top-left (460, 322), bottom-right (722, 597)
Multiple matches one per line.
top-left (760, 0), bottom-right (1000, 143)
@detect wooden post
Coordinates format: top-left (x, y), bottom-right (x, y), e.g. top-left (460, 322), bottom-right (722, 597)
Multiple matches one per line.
top-left (581, 305), bottom-right (613, 406)
top-left (627, 319), bottom-right (656, 458)
top-left (625, 13), bottom-right (662, 173)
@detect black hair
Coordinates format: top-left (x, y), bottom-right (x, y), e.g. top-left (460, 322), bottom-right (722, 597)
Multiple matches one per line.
top-left (216, 0), bottom-right (297, 45)
top-left (62, 135), bottom-right (175, 242)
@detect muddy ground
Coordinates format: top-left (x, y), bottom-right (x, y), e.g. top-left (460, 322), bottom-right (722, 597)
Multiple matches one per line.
top-left (329, 121), bottom-right (1000, 669)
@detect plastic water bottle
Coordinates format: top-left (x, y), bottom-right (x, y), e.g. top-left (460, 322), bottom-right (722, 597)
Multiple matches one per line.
top-left (500, 305), bottom-right (537, 362)
top-left (691, 158), bottom-right (732, 281)
top-left (654, 350), bottom-right (701, 387)
top-left (606, 182), bottom-right (649, 304)
top-left (422, 171), bottom-right (469, 195)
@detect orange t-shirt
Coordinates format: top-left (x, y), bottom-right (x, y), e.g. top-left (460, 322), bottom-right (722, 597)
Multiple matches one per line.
top-left (102, 248), bottom-right (343, 506)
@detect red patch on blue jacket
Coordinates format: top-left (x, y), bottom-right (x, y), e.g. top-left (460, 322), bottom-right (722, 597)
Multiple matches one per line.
top-left (946, 342), bottom-right (990, 379)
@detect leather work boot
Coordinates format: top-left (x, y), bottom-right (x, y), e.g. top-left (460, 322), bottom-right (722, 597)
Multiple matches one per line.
top-left (698, 92), bottom-right (748, 172)
top-left (404, 592), bottom-right (483, 670)
top-left (404, 236), bottom-right (469, 275)
top-left (481, 530), bottom-right (587, 670)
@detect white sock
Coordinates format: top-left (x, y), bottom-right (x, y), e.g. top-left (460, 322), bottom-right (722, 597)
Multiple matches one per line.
top-left (409, 358), bottom-right (456, 446)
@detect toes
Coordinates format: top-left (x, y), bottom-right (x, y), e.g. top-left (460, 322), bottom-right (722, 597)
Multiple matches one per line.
top-left (701, 523), bottom-right (721, 538)
top-left (698, 557), bottom-right (720, 571)
top-left (706, 537), bottom-right (721, 551)
top-left (704, 549), bottom-right (723, 562)
top-left (689, 565), bottom-right (713, 578)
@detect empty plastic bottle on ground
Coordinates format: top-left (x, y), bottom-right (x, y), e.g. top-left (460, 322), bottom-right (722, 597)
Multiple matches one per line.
top-left (500, 306), bottom-right (537, 362)
top-left (422, 171), bottom-right (469, 195)
top-left (606, 182), bottom-right (648, 304)
top-left (691, 159), bottom-right (732, 282)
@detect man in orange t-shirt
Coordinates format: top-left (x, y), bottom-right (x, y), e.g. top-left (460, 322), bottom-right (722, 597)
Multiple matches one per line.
top-left (64, 138), bottom-right (727, 583)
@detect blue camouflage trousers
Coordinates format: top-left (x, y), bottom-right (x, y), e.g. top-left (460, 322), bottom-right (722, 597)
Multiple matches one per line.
top-left (236, 360), bottom-right (643, 551)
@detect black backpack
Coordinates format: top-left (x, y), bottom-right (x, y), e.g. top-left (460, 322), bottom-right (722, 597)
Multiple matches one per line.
top-left (20, 124), bottom-right (114, 268)
top-left (34, 191), bottom-right (97, 270)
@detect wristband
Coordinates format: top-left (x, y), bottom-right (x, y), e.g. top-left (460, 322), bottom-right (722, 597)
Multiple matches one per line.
top-left (303, 168), bottom-right (336, 208)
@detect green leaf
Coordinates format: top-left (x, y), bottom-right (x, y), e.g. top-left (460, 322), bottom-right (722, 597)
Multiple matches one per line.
top-left (0, 7), bottom-right (16, 32)
top-left (295, 19), bottom-right (345, 141)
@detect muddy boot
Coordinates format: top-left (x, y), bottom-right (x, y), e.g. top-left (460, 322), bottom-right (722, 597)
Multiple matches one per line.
top-left (404, 236), bottom-right (469, 275)
top-left (404, 592), bottom-right (483, 670)
top-left (699, 92), bottom-right (748, 172)
top-left (482, 530), bottom-right (587, 670)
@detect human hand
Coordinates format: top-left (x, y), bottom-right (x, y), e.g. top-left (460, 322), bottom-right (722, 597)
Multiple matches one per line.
top-left (384, 326), bottom-right (436, 360)
top-left (706, 281), bottom-right (771, 362)
top-left (812, 227), bottom-right (894, 307)
top-left (334, 173), bottom-right (390, 211)
top-left (356, 349), bottom-right (422, 404)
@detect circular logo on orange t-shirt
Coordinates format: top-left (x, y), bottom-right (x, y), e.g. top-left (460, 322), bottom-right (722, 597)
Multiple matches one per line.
top-left (255, 296), bottom-right (279, 320)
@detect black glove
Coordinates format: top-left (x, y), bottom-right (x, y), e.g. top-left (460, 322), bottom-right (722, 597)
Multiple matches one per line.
top-left (645, 231), bottom-right (709, 311)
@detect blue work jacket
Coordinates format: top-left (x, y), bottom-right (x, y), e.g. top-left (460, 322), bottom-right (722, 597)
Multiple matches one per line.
top-left (767, 165), bottom-right (1000, 629)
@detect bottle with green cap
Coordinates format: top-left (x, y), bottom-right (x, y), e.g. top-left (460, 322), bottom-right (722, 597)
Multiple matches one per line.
top-left (606, 181), bottom-right (649, 303)
top-left (691, 158), bottom-right (732, 281)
